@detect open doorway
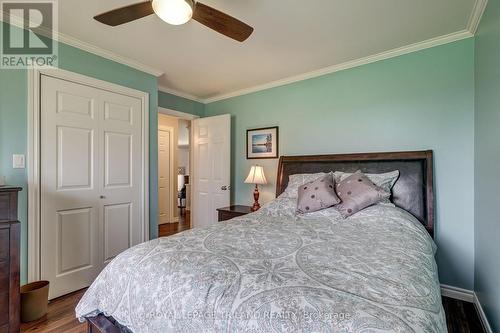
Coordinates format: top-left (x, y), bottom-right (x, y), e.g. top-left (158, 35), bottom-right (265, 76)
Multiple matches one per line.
top-left (157, 108), bottom-right (197, 237)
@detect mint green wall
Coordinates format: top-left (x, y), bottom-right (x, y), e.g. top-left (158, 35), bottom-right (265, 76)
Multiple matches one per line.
top-left (158, 90), bottom-right (204, 116)
top-left (206, 39), bottom-right (476, 289)
top-left (0, 22), bottom-right (159, 284)
top-left (474, 0), bottom-right (500, 331)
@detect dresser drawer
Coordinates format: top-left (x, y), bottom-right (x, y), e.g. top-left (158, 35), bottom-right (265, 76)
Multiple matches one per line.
top-left (0, 229), bottom-right (8, 262)
top-left (0, 262), bottom-right (8, 293)
top-left (0, 194), bottom-right (9, 221)
top-left (0, 187), bottom-right (21, 333)
top-left (0, 191), bottom-right (18, 222)
top-left (0, 292), bottom-right (8, 326)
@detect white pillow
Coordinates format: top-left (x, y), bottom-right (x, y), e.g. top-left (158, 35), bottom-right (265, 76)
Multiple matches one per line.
top-left (282, 172), bottom-right (327, 198)
top-left (333, 170), bottom-right (400, 193)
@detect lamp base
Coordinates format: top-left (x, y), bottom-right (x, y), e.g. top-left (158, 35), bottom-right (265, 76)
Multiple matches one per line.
top-left (251, 184), bottom-right (261, 212)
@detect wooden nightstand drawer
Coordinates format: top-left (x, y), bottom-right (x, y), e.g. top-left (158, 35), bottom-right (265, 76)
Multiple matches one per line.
top-left (217, 205), bottom-right (253, 222)
top-left (218, 211), bottom-right (242, 222)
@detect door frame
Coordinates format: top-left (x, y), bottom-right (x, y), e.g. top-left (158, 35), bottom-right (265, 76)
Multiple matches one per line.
top-left (158, 125), bottom-right (175, 224)
top-left (27, 68), bottom-right (150, 282)
top-left (159, 107), bottom-right (198, 218)
top-left (159, 107), bottom-right (199, 121)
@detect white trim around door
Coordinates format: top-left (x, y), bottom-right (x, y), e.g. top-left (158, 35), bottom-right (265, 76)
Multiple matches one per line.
top-left (159, 107), bottom-right (200, 121)
top-left (27, 68), bottom-right (150, 283)
top-left (158, 124), bottom-right (175, 225)
top-left (158, 107), bottom-right (198, 220)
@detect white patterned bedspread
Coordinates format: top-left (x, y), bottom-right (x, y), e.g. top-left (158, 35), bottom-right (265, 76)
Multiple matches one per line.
top-left (76, 196), bottom-right (446, 332)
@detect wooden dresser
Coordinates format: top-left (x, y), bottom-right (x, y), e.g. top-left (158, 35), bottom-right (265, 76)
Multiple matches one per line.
top-left (0, 186), bottom-right (21, 333)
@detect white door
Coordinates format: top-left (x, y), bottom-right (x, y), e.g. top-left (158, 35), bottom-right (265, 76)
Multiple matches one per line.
top-left (40, 74), bottom-right (144, 299)
top-left (158, 127), bottom-right (174, 224)
top-left (192, 114), bottom-right (231, 228)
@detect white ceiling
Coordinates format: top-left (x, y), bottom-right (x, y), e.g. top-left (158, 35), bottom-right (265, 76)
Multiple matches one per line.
top-left (57, 0), bottom-right (481, 101)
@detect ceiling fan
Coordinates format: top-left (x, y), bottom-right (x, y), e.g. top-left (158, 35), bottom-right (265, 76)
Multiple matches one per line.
top-left (94, 0), bottom-right (254, 42)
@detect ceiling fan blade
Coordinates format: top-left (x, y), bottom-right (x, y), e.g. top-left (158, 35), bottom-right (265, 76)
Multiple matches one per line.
top-left (94, 1), bottom-right (154, 26)
top-left (192, 2), bottom-right (253, 42)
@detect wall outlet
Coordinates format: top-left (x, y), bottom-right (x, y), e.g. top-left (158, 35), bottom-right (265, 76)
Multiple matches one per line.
top-left (13, 154), bottom-right (25, 169)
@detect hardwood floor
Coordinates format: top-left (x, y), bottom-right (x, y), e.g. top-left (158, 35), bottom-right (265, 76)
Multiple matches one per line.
top-left (158, 209), bottom-right (191, 237)
top-left (20, 292), bottom-right (486, 332)
top-left (442, 297), bottom-right (485, 333)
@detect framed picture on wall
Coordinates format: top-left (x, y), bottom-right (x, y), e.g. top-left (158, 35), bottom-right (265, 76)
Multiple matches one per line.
top-left (246, 126), bottom-right (279, 159)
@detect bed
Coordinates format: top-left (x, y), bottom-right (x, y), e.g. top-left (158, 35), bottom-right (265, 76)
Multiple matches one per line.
top-left (77, 150), bottom-right (445, 332)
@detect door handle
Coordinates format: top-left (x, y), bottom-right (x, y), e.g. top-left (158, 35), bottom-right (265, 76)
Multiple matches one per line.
top-left (100, 195), bottom-right (106, 199)
top-left (221, 186), bottom-right (230, 191)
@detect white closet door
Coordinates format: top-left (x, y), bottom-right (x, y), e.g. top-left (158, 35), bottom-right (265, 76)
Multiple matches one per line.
top-left (192, 114), bottom-right (231, 228)
top-left (40, 75), bottom-right (143, 299)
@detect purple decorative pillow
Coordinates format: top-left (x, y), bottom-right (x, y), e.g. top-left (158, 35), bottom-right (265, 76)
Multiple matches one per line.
top-left (297, 174), bottom-right (340, 214)
top-left (335, 170), bottom-right (390, 217)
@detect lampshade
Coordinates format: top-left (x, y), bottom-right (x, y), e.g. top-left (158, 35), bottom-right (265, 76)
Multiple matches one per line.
top-left (244, 166), bottom-right (267, 185)
top-left (152, 0), bottom-right (194, 25)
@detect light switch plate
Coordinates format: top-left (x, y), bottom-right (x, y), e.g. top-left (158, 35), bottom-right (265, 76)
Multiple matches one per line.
top-left (13, 154), bottom-right (25, 169)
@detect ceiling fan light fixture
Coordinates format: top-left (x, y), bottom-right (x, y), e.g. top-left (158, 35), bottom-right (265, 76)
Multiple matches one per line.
top-left (152, 0), bottom-right (194, 25)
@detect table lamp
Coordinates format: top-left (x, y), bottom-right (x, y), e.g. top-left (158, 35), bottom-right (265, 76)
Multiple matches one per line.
top-left (244, 165), bottom-right (267, 212)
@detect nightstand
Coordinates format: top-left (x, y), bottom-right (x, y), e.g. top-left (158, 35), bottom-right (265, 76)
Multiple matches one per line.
top-left (217, 205), bottom-right (253, 222)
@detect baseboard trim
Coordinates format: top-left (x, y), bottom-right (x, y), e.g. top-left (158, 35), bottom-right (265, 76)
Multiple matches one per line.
top-left (474, 293), bottom-right (493, 333)
top-left (440, 285), bottom-right (493, 332)
top-left (440, 284), bottom-right (474, 302)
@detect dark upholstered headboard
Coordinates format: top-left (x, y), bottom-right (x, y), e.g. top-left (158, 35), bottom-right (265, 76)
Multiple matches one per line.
top-left (276, 151), bottom-right (435, 237)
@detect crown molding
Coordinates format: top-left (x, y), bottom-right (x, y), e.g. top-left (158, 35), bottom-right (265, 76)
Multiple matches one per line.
top-left (1, 12), bottom-right (164, 77)
top-left (467, 0), bottom-right (488, 34)
top-left (158, 85), bottom-right (204, 103)
top-left (203, 29), bottom-right (473, 103)
top-left (57, 33), bottom-right (164, 77)
top-left (3, 0), bottom-right (488, 103)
